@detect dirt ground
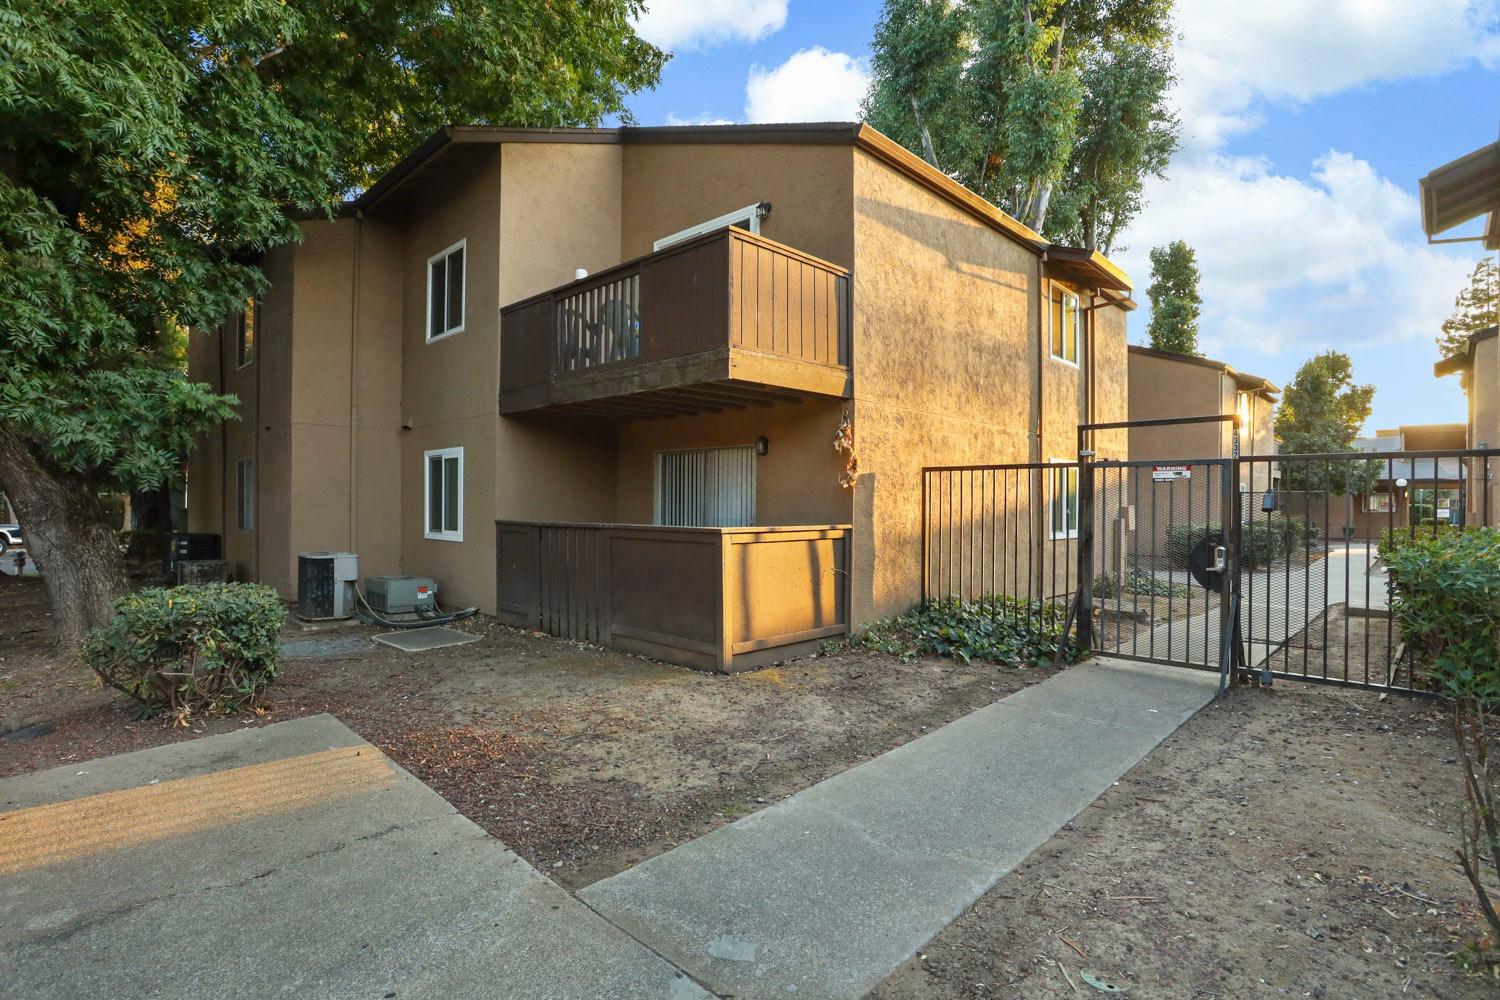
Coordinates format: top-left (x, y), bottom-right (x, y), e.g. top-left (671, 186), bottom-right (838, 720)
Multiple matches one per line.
top-left (0, 575), bottom-right (1050, 886)
top-left (4, 574), bottom-right (1494, 996)
top-left (871, 682), bottom-right (1498, 998)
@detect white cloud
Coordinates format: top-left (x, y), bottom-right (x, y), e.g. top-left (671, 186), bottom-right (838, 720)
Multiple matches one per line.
top-left (632, 0), bottom-right (787, 52)
top-left (745, 47), bottom-right (871, 123)
top-left (665, 112), bottom-right (737, 127)
top-left (1116, 151), bottom-right (1473, 358)
top-left (1171, 0), bottom-right (1500, 150)
top-left (1113, 0), bottom-right (1498, 395)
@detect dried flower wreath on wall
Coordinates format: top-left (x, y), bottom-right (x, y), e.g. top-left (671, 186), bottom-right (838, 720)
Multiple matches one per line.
top-left (834, 408), bottom-right (858, 489)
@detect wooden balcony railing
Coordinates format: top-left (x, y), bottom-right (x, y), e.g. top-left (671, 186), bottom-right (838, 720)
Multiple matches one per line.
top-left (500, 227), bottom-right (851, 416)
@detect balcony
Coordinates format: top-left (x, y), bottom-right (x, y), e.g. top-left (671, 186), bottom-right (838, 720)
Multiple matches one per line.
top-left (500, 227), bottom-right (851, 418)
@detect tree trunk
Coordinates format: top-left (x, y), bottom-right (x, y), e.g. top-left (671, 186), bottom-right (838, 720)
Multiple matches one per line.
top-left (1027, 180), bottom-right (1054, 234)
top-left (0, 427), bottom-right (127, 649)
top-left (910, 95), bottom-right (941, 170)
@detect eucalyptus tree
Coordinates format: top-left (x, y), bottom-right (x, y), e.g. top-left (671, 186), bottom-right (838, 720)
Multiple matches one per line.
top-left (863, 0), bottom-right (1177, 248)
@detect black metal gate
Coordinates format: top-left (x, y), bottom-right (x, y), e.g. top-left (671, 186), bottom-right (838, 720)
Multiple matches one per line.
top-left (921, 446), bottom-right (1499, 696)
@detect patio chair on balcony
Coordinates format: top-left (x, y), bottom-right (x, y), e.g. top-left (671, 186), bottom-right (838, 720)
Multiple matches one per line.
top-left (599, 297), bottom-right (641, 362)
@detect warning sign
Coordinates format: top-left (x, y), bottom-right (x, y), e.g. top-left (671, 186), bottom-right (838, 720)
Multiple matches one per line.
top-left (1152, 465), bottom-right (1191, 481)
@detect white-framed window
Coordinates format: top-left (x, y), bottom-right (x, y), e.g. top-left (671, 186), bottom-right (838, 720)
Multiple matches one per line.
top-left (1364, 492), bottom-right (1395, 513)
top-left (424, 447), bottom-right (463, 541)
top-left (655, 446), bottom-right (756, 527)
top-left (236, 298), bottom-right (257, 369)
top-left (653, 202), bottom-right (769, 252)
top-left (1049, 459), bottom-right (1079, 539)
top-left (1049, 284), bottom-right (1081, 365)
top-left (426, 240), bottom-right (466, 342)
top-left (236, 458), bottom-right (255, 532)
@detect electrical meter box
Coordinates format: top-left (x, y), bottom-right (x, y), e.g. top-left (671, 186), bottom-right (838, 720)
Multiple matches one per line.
top-left (364, 575), bottom-right (437, 614)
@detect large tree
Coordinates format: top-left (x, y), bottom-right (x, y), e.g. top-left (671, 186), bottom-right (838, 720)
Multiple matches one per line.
top-left (1144, 239), bottom-right (1201, 355)
top-left (862, 0), bottom-right (1178, 249)
top-left (0, 0), bottom-right (664, 646)
top-left (1274, 351), bottom-right (1380, 497)
top-left (1437, 257), bottom-right (1497, 366)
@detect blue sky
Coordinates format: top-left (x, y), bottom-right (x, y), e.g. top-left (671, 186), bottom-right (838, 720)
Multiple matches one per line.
top-left (623, 0), bottom-right (1500, 433)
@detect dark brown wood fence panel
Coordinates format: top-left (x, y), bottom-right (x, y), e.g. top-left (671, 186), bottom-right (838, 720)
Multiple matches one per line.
top-left (496, 521), bottom-right (851, 672)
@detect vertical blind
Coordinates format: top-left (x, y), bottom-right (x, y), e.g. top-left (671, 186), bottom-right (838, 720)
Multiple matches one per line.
top-left (656, 446), bottom-right (756, 527)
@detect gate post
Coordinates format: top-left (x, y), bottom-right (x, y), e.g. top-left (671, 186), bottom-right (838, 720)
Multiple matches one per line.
top-left (1076, 435), bottom-right (1096, 650)
top-left (1217, 458), bottom-right (1237, 694)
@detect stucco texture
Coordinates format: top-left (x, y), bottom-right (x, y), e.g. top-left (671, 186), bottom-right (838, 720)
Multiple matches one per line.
top-left (853, 151), bottom-right (1053, 622)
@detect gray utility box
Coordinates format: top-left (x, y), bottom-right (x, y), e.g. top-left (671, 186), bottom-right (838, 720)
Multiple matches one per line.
top-left (297, 552), bottom-right (360, 620)
top-left (364, 575), bottom-right (437, 615)
top-left (177, 559), bottom-right (228, 586)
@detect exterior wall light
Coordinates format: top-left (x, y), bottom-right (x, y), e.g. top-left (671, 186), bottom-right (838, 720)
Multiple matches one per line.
top-left (755, 436), bottom-right (769, 456)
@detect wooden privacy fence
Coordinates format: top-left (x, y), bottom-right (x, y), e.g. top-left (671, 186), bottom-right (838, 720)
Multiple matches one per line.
top-left (495, 521), bottom-right (851, 673)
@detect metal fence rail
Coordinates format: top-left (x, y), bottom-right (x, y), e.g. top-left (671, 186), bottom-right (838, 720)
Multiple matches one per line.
top-left (921, 463), bottom-right (1079, 630)
top-left (919, 447), bottom-right (1499, 697)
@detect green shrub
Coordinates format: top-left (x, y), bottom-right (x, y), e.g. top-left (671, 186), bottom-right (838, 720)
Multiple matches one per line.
top-left (84, 583), bottom-right (287, 717)
top-left (1387, 529), bottom-right (1500, 698)
top-left (1386, 528), bottom-right (1500, 943)
top-left (852, 596), bottom-right (1082, 667)
top-left (1094, 569), bottom-right (1188, 599)
top-left (1378, 524), bottom-right (1476, 565)
top-left (1165, 517), bottom-right (1304, 569)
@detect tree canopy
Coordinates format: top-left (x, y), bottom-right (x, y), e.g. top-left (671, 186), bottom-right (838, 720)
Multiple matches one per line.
top-left (1274, 351), bottom-right (1380, 496)
top-left (1145, 239), bottom-right (1201, 355)
top-left (0, 0), bottom-right (664, 643)
top-left (1437, 257), bottom-right (1497, 363)
top-left (862, 0), bottom-right (1178, 250)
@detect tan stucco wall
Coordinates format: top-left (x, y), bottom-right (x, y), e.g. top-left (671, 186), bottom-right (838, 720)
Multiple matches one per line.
top-left (395, 148), bottom-right (501, 611)
top-left (621, 143), bottom-right (855, 267)
top-left (185, 248), bottom-right (294, 586)
top-left (614, 399), bottom-right (851, 526)
top-left (849, 148), bottom-right (1084, 622)
top-left (1127, 351), bottom-right (1223, 460)
top-left (494, 142), bottom-right (622, 532)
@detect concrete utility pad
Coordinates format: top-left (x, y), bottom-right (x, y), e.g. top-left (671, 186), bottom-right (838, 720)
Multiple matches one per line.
top-left (373, 625), bottom-right (481, 652)
top-left (581, 657), bottom-right (1218, 1000)
top-left (0, 715), bottom-right (705, 1000)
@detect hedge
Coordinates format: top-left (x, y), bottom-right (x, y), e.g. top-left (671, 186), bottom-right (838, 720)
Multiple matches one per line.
top-left (1386, 528), bottom-right (1500, 699)
top-left (83, 583), bottom-right (287, 717)
top-left (1165, 516), bottom-right (1307, 569)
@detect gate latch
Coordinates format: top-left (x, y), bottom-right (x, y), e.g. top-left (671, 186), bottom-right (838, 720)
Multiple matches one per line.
top-left (1208, 544), bottom-right (1227, 573)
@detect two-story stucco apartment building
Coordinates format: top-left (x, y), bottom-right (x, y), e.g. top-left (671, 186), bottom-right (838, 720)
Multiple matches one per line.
top-left (187, 123), bottom-right (1133, 670)
top-left (1126, 345), bottom-right (1278, 487)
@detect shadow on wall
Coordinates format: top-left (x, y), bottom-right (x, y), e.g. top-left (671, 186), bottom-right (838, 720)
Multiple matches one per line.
top-left (854, 196), bottom-right (1030, 296)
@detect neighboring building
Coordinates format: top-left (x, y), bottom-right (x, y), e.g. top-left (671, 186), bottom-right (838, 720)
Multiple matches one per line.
top-left (1347, 425), bottom-right (1471, 540)
top-left (1435, 325), bottom-right (1498, 527)
top-left (186, 123), bottom-right (1133, 670)
top-left (1126, 345), bottom-right (1279, 494)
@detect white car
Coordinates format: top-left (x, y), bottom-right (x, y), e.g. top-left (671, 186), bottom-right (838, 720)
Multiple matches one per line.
top-left (0, 523), bottom-right (22, 554)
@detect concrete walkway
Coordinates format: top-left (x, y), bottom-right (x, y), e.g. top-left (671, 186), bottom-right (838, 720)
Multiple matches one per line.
top-left (581, 657), bottom-right (1218, 1000)
top-left (1, 660), bottom-right (1217, 1000)
top-left (1115, 544), bottom-right (1390, 669)
top-left (0, 715), bottom-right (707, 1000)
